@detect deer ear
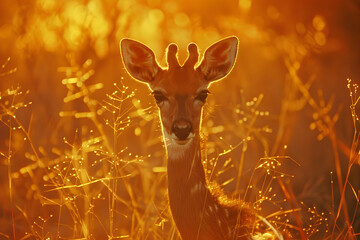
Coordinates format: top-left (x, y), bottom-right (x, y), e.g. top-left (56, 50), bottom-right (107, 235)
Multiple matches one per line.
top-left (198, 37), bottom-right (239, 82)
top-left (120, 39), bottom-right (161, 83)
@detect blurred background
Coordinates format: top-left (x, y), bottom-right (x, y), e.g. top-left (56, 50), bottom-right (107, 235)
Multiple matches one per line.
top-left (0, 0), bottom-right (359, 239)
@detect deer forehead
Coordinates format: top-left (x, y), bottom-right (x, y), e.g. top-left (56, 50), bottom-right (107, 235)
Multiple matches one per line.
top-left (151, 67), bottom-right (207, 96)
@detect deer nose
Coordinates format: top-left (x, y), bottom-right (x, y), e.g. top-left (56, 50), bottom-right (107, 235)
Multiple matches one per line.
top-left (172, 119), bottom-right (193, 140)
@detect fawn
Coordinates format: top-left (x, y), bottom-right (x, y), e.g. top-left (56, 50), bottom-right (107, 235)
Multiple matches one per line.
top-left (120, 37), bottom-right (284, 240)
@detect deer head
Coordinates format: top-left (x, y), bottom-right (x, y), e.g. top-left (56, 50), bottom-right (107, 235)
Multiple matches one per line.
top-left (120, 37), bottom-right (238, 149)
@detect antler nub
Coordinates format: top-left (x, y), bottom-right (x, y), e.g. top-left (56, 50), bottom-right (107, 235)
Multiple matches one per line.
top-left (184, 43), bottom-right (199, 68)
top-left (167, 42), bottom-right (199, 69)
top-left (167, 43), bottom-right (180, 69)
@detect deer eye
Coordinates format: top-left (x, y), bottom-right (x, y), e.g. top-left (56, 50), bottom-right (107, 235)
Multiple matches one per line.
top-left (195, 90), bottom-right (209, 103)
top-left (152, 91), bottom-right (168, 104)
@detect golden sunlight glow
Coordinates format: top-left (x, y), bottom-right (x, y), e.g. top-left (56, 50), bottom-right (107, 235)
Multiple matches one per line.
top-left (38, 0), bottom-right (56, 11)
top-left (267, 6), bottom-right (280, 20)
top-left (0, 0), bottom-right (359, 239)
top-left (238, 0), bottom-right (252, 11)
top-left (174, 12), bottom-right (190, 28)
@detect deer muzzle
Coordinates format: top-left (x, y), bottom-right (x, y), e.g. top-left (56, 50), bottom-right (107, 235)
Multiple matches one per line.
top-left (171, 119), bottom-right (193, 141)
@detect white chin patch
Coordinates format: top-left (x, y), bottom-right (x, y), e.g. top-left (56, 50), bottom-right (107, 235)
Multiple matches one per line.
top-left (170, 132), bottom-right (194, 144)
top-left (163, 130), bottom-right (194, 159)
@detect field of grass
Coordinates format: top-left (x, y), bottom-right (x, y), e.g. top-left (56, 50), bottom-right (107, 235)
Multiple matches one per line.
top-left (0, 0), bottom-right (359, 239)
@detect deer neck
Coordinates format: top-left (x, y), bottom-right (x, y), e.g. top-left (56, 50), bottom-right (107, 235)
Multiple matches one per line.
top-left (164, 131), bottom-right (214, 237)
top-left (166, 134), bottom-right (206, 189)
